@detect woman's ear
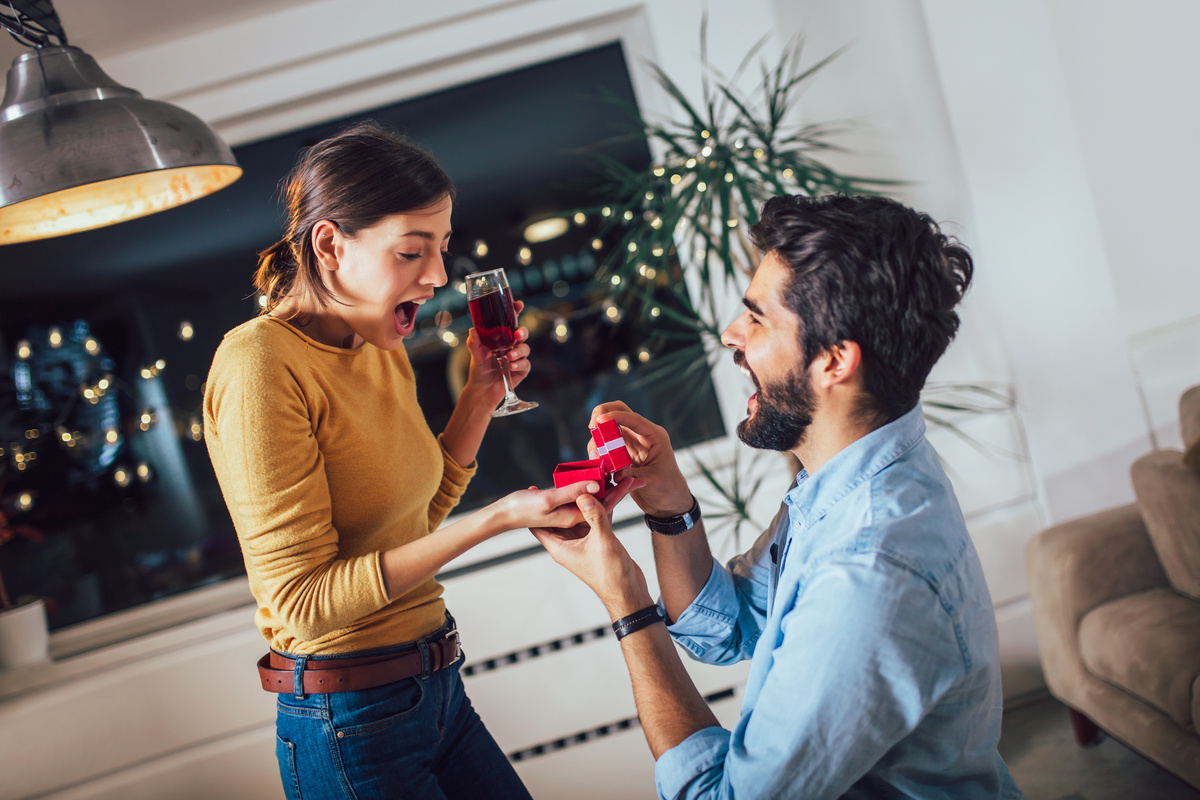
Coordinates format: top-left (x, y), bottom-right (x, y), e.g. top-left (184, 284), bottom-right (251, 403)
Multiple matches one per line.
top-left (311, 220), bottom-right (340, 271)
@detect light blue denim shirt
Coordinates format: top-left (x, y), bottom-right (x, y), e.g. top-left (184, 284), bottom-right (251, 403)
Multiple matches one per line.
top-left (657, 404), bottom-right (1023, 800)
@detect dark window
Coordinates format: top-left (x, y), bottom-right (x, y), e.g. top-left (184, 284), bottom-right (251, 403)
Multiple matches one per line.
top-left (0, 43), bottom-right (724, 630)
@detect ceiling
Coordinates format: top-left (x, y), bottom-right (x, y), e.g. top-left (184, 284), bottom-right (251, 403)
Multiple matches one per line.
top-left (0, 0), bottom-right (312, 67)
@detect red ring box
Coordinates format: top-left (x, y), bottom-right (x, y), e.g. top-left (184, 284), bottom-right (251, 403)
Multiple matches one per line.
top-left (552, 460), bottom-right (609, 499)
top-left (590, 419), bottom-right (632, 473)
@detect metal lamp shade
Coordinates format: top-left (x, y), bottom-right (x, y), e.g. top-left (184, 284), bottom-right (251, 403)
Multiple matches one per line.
top-left (0, 46), bottom-right (241, 245)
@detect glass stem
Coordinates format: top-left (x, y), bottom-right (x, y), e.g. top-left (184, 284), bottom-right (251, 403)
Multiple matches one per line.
top-left (497, 355), bottom-right (518, 403)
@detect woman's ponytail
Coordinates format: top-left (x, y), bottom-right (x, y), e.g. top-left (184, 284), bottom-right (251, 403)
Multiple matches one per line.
top-left (253, 238), bottom-right (296, 315)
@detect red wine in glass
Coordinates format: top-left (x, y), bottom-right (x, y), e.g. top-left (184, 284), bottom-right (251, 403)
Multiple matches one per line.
top-left (468, 287), bottom-right (517, 354)
top-left (464, 268), bottom-right (537, 417)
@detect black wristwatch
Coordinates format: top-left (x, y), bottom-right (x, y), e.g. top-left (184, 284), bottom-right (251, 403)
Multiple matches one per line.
top-left (644, 495), bottom-right (701, 535)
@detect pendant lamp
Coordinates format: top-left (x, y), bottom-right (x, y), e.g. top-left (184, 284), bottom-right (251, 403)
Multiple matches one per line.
top-left (0, 2), bottom-right (241, 245)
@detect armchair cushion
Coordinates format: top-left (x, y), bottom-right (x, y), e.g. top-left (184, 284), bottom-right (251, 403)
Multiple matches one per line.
top-left (1078, 587), bottom-right (1200, 730)
top-left (1131, 450), bottom-right (1200, 600)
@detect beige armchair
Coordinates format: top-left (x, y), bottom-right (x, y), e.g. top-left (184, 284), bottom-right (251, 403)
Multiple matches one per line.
top-left (1026, 385), bottom-right (1200, 789)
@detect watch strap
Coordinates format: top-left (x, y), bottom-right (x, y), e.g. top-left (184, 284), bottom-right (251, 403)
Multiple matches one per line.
top-left (644, 495), bottom-right (701, 535)
top-left (611, 604), bottom-right (667, 641)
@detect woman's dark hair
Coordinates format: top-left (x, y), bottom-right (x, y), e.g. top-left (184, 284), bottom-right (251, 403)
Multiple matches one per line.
top-left (749, 193), bottom-right (974, 425)
top-left (254, 120), bottom-right (456, 316)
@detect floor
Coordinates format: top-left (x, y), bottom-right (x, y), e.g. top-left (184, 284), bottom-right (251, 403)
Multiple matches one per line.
top-left (999, 694), bottom-right (1200, 800)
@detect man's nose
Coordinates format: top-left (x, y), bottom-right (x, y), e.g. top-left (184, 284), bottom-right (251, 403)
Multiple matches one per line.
top-left (721, 311), bottom-right (747, 349)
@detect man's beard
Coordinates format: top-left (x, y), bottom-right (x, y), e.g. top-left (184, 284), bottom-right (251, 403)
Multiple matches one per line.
top-left (734, 350), bottom-right (817, 452)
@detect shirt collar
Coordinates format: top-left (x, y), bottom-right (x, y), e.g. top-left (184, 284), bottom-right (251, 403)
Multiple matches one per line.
top-left (783, 403), bottom-right (927, 527)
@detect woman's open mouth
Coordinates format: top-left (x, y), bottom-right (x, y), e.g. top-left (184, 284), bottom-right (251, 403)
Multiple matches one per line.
top-left (393, 299), bottom-right (425, 335)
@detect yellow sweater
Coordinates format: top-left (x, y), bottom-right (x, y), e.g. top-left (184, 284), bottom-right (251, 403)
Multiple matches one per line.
top-left (204, 316), bottom-right (475, 655)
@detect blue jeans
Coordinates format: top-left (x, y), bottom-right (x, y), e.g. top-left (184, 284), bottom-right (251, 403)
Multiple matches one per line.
top-left (274, 619), bottom-right (531, 800)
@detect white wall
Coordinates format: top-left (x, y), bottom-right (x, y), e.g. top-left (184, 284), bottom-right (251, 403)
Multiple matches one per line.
top-left (4, 0), bottom-right (1197, 797)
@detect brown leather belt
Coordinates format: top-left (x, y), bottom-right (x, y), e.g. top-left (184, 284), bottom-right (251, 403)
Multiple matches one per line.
top-left (258, 630), bottom-right (460, 694)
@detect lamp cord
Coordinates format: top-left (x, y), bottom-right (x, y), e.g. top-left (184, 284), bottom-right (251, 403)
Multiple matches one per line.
top-left (1, 0), bottom-right (66, 49)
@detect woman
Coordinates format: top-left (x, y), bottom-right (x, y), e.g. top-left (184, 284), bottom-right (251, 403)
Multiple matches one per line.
top-left (204, 121), bottom-right (623, 799)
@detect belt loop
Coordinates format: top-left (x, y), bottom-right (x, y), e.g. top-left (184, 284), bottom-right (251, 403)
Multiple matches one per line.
top-left (417, 641), bottom-right (431, 676)
top-left (293, 655), bottom-right (308, 700)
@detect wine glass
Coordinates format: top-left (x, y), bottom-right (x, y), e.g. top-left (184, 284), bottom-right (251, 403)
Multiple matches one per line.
top-left (464, 268), bottom-right (538, 417)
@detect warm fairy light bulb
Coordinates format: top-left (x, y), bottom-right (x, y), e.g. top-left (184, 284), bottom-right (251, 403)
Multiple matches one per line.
top-left (627, 242), bottom-right (637, 253)
top-left (638, 348), bottom-right (651, 363)
top-left (697, 182), bottom-right (707, 193)
top-left (650, 306), bottom-right (661, 318)
top-left (651, 217), bottom-right (663, 229)
top-left (670, 174), bottom-right (682, 186)
top-left (178, 321), bottom-right (195, 341)
top-left (701, 146), bottom-right (712, 158)
top-left (573, 212), bottom-right (586, 225)
top-left (652, 246), bottom-right (664, 257)
top-left (136, 463), bottom-right (152, 482)
top-left (98, 376), bottom-right (111, 390)
top-left (434, 311), bottom-right (453, 328)
top-left (623, 210), bottom-right (634, 221)
top-left (685, 158), bottom-right (697, 169)
top-left (84, 337), bottom-right (100, 355)
top-left (603, 302), bottom-right (622, 324)
top-left (105, 428), bottom-right (119, 445)
top-left (189, 419), bottom-right (203, 442)
top-left (645, 267), bottom-right (657, 280)
top-left (727, 219), bottom-right (738, 228)
top-left (48, 327), bottom-right (63, 348)
top-left (24, 429), bottom-right (38, 439)
top-left (591, 238), bottom-right (603, 251)
top-left (734, 138), bottom-right (745, 150)
top-left (725, 172), bottom-right (734, 183)
top-left (783, 168), bottom-right (794, 178)
top-left (139, 408), bottom-right (156, 431)
top-left (258, 295), bottom-right (269, 308)
top-left (114, 467), bottom-right (131, 488)
top-left (754, 148), bottom-right (765, 160)
top-left (454, 280), bottom-right (467, 294)
top-left (700, 129), bottom-right (710, 139)
top-left (441, 330), bottom-right (460, 347)
top-left (518, 247), bottom-right (533, 265)
top-left (610, 275), bottom-right (621, 286)
top-left (474, 240), bottom-right (488, 258)
top-left (60, 430), bottom-right (72, 443)
top-left (601, 206), bottom-right (612, 217)
top-left (16, 340), bottom-right (31, 359)
top-left (652, 167), bottom-right (665, 177)
top-left (644, 191), bottom-right (654, 201)
top-left (16, 492), bottom-right (33, 511)
top-left (553, 317), bottom-right (570, 343)
top-left (616, 355), bottom-right (631, 374)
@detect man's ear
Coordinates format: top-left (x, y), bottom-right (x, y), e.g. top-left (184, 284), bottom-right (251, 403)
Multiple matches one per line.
top-left (813, 340), bottom-right (862, 389)
top-left (311, 220), bottom-right (340, 271)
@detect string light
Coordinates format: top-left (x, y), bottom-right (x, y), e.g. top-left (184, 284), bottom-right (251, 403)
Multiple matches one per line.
top-left (454, 280), bottom-right (467, 294)
top-left (652, 246), bottom-right (664, 257)
top-left (140, 359), bottom-right (166, 380)
top-left (783, 168), bottom-right (794, 178)
top-left (724, 172), bottom-right (734, 183)
top-left (84, 337), bottom-right (100, 355)
top-left (178, 321), bottom-right (195, 341)
top-left (727, 219), bottom-right (739, 228)
top-left (591, 238), bottom-right (603, 251)
top-left (16, 492), bottom-right (33, 511)
top-left (553, 317), bottom-right (570, 343)
top-left (734, 138), bottom-right (745, 149)
top-left (670, 174), bottom-right (682, 185)
top-left (700, 129), bottom-right (710, 139)
top-left (701, 146), bottom-right (712, 158)
top-left (753, 148), bottom-right (765, 160)
top-left (616, 355), bottom-right (631, 374)
top-left (440, 330), bottom-right (460, 347)
top-left (474, 240), bottom-right (488, 258)
top-left (573, 212), bottom-right (586, 225)
top-left (105, 428), bottom-right (120, 445)
top-left (434, 311), bottom-right (453, 328)
top-left (48, 327), bottom-right (63, 348)
top-left (24, 429), bottom-right (38, 439)
top-left (139, 408), bottom-right (157, 432)
top-left (601, 207), bottom-right (612, 217)
top-left (637, 348), bottom-right (652, 363)
top-left (697, 182), bottom-right (707, 192)
top-left (652, 167), bottom-right (665, 177)
top-left (602, 301), bottom-right (623, 324)
top-left (685, 158), bottom-right (697, 169)
top-left (610, 275), bottom-right (621, 286)
top-left (650, 307), bottom-right (661, 318)
top-left (114, 467), bottom-right (131, 488)
top-left (627, 242), bottom-right (638, 253)
top-left (644, 191), bottom-right (654, 201)
top-left (517, 247), bottom-right (532, 265)
top-left (188, 419), bottom-right (203, 442)
top-left (16, 340), bottom-right (31, 359)
top-left (136, 463), bottom-right (152, 483)
top-left (623, 210), bottom-right (634, 221)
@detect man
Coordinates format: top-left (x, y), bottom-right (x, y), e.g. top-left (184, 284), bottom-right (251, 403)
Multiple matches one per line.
top-left (533, 194), bottom-right (1024, 799)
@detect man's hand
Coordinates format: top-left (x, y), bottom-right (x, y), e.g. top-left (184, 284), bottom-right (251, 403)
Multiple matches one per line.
top-left (530, 480), bottom-right (654, 619)
top-left (589, 402), bottom-right (693, 518)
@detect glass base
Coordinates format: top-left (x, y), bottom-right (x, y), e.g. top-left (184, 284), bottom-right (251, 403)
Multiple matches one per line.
top-left (491, 398), bottom-right (538, 417)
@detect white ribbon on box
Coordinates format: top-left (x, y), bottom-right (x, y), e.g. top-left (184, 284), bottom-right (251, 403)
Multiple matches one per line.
top-left (595, 436), bottom-right (627, 456)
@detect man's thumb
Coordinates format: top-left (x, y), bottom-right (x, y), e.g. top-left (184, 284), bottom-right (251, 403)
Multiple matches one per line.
top-left (576, 495), bottom-right (607, 529)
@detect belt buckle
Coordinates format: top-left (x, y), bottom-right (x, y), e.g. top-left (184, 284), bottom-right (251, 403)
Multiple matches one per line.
top-left (445, 628), bottom-right (461, 665)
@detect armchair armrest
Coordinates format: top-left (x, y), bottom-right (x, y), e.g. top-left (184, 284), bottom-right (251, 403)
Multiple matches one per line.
top-left (1026, 503), bottom-right (1168, 701)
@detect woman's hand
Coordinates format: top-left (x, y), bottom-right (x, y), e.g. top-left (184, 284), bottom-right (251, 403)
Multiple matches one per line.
top-left (463, 300), bottom-right (531, 409)
top-left (588, 403), bottom-right (693, 518)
